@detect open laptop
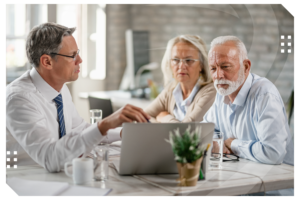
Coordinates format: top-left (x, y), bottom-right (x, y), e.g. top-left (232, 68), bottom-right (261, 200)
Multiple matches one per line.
top-left (114, 122), bottom-right (214, 175)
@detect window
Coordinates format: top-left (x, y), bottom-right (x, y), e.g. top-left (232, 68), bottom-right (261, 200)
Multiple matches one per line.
top-left (6, 4), bottom-right (27, 84)
top-left (81, 4), bottom-right (106, 80)
top-left (6, 4), bottom-right (47, 84)
top-left (6, 4), bottom-right (106, 83)
top-left (56, 4), bottom-right (79, 42)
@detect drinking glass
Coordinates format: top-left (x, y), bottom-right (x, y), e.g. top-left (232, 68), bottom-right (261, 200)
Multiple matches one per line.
top-left (209, 132), bottom-right (223, 169)
top-left (93, 144), bottom-right (109, 181)
top-left (90, 109), bottom-right (102, 124)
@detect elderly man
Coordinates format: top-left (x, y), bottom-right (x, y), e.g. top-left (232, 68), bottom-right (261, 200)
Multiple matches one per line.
top-left (6, 22), bottom-right (150, 172)
top-left (203, 36), bottom-right (292, 165)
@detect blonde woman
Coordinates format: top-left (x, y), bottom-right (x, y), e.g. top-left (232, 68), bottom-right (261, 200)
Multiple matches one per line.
top-left (145, 35), bottom-right (216, 122)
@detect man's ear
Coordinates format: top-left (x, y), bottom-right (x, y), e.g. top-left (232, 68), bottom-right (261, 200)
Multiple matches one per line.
top-left (39, 54), bottom-right (53, 70)
top-left (243, 59), bottom-right (251, 74)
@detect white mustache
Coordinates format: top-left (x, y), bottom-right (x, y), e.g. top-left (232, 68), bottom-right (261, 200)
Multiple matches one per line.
top-left (214, 79), bottom-right (232, 85)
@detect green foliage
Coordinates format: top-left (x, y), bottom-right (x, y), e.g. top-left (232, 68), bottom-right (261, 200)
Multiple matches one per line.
top-left (165, 125), bottom-right (206, 164)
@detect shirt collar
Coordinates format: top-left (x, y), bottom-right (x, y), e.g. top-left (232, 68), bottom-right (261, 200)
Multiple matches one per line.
top-left (223, 95), bottom-right (231, 105)
top-left (172, 79), bottom-right (200, 107)
top-left (173, 83), bottom-right (183, 106)
top-left (233, 73), bottom-right (253, 106)
top-left (184, 82), bottom-right (200, 106)
top-left (30, 67), bottom-right (60, 102)
top-left (223, 73), bottom-right (253, 106)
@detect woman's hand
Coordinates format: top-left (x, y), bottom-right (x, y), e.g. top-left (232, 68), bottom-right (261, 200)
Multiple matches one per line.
top-left (156, 111), bottom-right (170, 122)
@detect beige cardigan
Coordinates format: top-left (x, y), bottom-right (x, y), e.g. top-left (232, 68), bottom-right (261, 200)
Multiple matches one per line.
top-left (145, 82), bottom-right (216, 122)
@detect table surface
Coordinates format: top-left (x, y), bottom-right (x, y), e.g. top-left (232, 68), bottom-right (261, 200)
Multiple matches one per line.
top-left (79, 90), bottom-right (153, 109)
top-left (6, 155), bottom-right (294, 196)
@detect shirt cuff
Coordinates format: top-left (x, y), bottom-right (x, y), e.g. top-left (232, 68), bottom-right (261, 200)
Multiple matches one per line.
top-left (230, 139), bottom-right (256, 158)
top-left (230, 139), bottom-right (242, 155)
top-left (81, 123), bottom-right (104, 147)
top-left (99, 127), bottom-right (122, 144)
top-left (106, 127), bottom-right (122, 143)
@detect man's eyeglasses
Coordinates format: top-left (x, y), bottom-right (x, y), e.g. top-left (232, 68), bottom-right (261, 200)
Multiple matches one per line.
top-left (170, 58), bottom-right (199, 67)
top-left (211, 153), bottom-right (239, 162)
top-left (50, 49), bottom-right (80, 61)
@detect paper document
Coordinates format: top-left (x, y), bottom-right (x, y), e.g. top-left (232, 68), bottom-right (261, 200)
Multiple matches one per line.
top-left (59, 185), bottom-right (112, 196)
top-left (7, 177), bottom-right (69, 196)
top-left (7, 177), bottom-right (111, 196)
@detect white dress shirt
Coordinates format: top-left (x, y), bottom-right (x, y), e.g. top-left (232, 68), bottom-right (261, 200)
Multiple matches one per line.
top-left (6, 68), bottom-right (121, 172)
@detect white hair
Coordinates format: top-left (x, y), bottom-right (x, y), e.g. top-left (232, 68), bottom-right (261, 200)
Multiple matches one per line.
top-left (208, 35), bottom-right (248, 68)
top-left (209, 36), bottom-right (249, 96)
top-left (161, 34), bottom-right (213, 87)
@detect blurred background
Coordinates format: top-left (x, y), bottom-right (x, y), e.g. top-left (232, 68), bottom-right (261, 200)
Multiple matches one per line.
top-left (6, 4), bottom-right (294, 135)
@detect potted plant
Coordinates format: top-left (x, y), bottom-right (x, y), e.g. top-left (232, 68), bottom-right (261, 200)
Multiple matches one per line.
top-left (165, 125), bottom-right (207, 186)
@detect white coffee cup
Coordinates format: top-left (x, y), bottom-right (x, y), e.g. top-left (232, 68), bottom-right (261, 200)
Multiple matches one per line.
top-left (64, 158), bottom-right (93, 185)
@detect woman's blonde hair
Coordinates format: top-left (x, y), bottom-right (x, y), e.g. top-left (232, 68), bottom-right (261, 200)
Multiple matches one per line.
top-left (161, 34), bottom-right (212, 87)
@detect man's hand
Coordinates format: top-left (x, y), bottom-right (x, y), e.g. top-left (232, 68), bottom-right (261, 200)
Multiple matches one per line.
top-left (211, 141), bottom-right (231, 154)
top-left (97, 104), bottom-right (150, 136)
top-left (223, 144), bottom-right (231, 154)
top-left (224, 138), bottom-right (235, 154)
top-left (156, 111), bottom-right (169, 122)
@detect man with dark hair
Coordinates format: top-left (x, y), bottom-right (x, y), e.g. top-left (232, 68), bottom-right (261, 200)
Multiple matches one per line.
top-left (6, 22), bottom-right (150, 172)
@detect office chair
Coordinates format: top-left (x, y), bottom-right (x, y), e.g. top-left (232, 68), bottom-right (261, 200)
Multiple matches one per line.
top-left (88, 96), bottom-right (113, 119)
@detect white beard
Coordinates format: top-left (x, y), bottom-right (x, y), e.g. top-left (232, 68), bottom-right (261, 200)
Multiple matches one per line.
top-left (214, 67), bottom-right (245, 96)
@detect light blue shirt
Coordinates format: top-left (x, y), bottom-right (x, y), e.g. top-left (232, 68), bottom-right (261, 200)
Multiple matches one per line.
top-left (203, 73), bottom-right (292, 165)
top-left (173, 81), bottom-right (200, 121)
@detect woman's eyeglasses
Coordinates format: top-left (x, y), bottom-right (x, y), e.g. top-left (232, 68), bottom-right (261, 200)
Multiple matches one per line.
top-left (170, 58), bottom-right (199, 67)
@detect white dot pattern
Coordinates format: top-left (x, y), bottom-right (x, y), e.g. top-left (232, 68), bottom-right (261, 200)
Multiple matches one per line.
top-left (6, 151), bottom-right (18, 169)
top-left (280, 35), bottom-right (292, 54)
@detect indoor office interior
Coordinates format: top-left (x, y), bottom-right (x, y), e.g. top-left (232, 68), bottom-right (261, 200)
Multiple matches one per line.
top-left (6, 4), bottom-right (295, 196)
top-left (6, 4), bottom-right (294, 142)
top-left (5, 3), bottom-right (295, 155)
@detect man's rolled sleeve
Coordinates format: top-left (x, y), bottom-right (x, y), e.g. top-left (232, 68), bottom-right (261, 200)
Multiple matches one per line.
top-left (231, 139), bottom-right (256, 160)
top-left (230, 139), bottom-right (241, 155)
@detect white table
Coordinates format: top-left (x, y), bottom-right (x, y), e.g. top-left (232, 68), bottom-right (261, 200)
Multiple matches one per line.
top-left (6, 156), bottom-right (293, 196)
top-left (79, 90), bottom-right (153, 110)
top-left (6, 160), bottom-right (170, 196)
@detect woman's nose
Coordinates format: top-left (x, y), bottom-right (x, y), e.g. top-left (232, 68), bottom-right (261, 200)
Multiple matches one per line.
top-left (178, 60), bottom-right (187, 70)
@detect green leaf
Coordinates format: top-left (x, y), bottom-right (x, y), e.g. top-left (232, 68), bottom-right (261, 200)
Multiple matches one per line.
top-left (167, 126), bottom-right (206, 163)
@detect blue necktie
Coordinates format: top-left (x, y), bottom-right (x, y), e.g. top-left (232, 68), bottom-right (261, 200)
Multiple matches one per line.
top-left (53, 94), bottom-right (66, 138)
